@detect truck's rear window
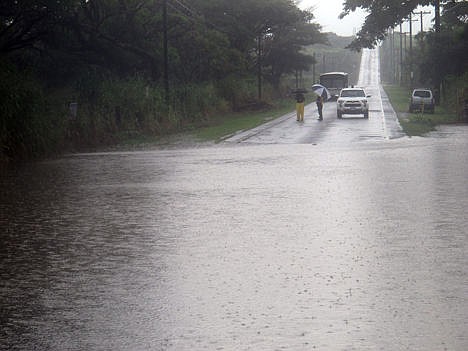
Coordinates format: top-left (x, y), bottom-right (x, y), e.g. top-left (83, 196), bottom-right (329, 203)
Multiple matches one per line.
top-left (414, 90), bottom-right (431, 98)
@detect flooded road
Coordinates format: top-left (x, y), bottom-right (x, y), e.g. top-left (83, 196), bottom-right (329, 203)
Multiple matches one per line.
top-left (1, 48), bottom-right (468, 350)
top-left (2, 129), bottom-right (468, 350)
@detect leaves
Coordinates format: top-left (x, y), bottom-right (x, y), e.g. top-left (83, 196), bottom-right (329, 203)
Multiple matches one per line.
top-left (1, 0), bottom-right (327, 160)
top-left (341, 0), bottom-right (435, 50)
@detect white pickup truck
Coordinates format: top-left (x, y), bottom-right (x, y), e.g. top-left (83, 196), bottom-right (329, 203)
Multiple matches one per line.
top-left (409, 89), bottom-right (435, 114)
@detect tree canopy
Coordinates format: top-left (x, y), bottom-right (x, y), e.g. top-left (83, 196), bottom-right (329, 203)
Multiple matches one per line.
top-left (340, 0), bottom-right (440, 50)
top-left (418, 2), bottom-right (468, 85)
top-left (1, 0), bottom-right (325, 87)
top-left (1, 0), bottom-right (327, 161)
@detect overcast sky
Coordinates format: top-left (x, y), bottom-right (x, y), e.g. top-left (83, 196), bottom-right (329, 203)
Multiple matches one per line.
top-left (298, 0), bottom-right (366, 36)
top-left (298, 1), bottom-right (435, 37)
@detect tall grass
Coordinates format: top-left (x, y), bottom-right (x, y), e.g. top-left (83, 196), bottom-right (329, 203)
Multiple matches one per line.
top-left (0, 61), bottom-right (66, 162)
top-left (67, 76), bottom-right (253, 148)
top-left (1, 66), bottom-right (278, 161)
top-left (194, 98), bottom-right (293, 141)
top-left (442, 73), bottom-right (468, 118)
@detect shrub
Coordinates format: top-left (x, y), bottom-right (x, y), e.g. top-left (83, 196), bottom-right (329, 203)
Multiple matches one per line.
top-left (0, 61), bottom-right (66, 161)
top-left (69, 75), bottom-right (233, 146)
top-left (442, 73), bottom-right (468, 118)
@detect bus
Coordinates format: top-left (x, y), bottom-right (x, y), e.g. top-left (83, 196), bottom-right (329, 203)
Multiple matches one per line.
top-left (319, 72), bottom-right (349, 99)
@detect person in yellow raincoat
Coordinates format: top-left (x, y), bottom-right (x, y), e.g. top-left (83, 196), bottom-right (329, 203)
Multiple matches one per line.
top-left (295, 91), bottom-right (305, 121)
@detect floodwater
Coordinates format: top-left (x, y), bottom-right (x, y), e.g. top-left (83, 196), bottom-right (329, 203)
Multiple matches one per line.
top-left (1, 126), bottom-right (468, 350)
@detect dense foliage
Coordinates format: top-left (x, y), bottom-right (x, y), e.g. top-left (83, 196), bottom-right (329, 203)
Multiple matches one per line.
top-left (340, 0), bottom-right (438, 50)
top-left (419, 2), bottom-right (468, 87)
top-left (379, 1), bottom-right (467, 114)
top-left (1, 0), bottom-right (326, 161)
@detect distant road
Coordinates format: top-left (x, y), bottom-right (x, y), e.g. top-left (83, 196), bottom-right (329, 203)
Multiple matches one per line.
top-left (225, 48), bottom-right (405, 145)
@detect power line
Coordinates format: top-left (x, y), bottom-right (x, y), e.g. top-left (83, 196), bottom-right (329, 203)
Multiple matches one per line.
top-left (167, 0), bottom-right (221, 32)
top-left (415, 10), bottom-right (431, 34)
top-left (169, 0), bottom-right (198, 19)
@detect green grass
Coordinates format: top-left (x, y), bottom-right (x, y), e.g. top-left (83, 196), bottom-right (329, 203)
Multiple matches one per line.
top-left (192, 98), bottom-right (295, 142)
top-left (383, 85), bottom-right (411, 113)
top-left (383, 85), bottom-right (458, 136)
top-left (108, 97), bottom-right (297, 149)
top-left (116, 131), bottom-right (160, 146)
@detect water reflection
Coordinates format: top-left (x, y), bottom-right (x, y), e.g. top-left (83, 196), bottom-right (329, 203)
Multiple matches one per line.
top-left (1, 129), bottom-right (468, 350)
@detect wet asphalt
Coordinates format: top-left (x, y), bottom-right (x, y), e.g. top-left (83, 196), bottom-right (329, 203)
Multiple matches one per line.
top-left (1, 49), bottom-right (467, 350)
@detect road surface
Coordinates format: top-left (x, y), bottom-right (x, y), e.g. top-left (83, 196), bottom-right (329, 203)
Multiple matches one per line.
top-left (1, 49), bottom-right (467, 351)
top-left (225, 49), bottom-right (405, 145)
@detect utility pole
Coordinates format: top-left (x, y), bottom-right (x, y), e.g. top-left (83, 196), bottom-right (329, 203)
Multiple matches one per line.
top-left (399, 23), bottom-right (403, 86)
top-left (434, 0), bottom-right (441, 104)
top-left (434, 0), bottom-right (441, 33)
top-left (416, 10), bottom-right (431, 54)
top-left (408, 14), bottom-right (417, 88)
top-left (401, 30), bottom-right (410, 86)
top-left (163, 0), bottom-right (169, 104)
top-left (417, 10), bottom-right (431, 35)
top-left (391, 28), bottom-right (395, 84)
top-left (312, 52), bottom-right (316, 84)
top-left (257, 35), bottom-right (262, 100)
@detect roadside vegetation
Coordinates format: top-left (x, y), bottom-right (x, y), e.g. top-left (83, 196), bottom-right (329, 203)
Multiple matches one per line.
top-left (193, 98), bottom-right (294, 142)
top-left (378, 2), bottom-right (467, 136)
top-left (0, 0), bottom-right (328, 162)
top-left (108, 97), bottom-right (295, 148)
top-left (383, 85), bottom-right (460, 136)
top-left (2, 0), bottom-right (466, 162)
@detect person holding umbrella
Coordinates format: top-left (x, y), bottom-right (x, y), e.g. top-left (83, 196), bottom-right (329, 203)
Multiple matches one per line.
top-left (316, 95), bottom-right (323, 121)
top-left (311, 84), bottom-right (330, 121)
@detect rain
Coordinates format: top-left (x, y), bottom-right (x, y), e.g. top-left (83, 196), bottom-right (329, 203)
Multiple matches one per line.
top-left (1, 49), bottom-right (467, 351)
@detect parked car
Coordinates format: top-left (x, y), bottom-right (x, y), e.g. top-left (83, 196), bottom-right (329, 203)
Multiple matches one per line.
top-left (337, 88), bottom-right (370, 119)
top-left (409, 89), bottom-right (435, 113)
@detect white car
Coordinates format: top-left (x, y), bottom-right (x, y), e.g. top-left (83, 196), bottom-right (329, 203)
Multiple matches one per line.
top-left (337, 88), bottom-right (370, 119)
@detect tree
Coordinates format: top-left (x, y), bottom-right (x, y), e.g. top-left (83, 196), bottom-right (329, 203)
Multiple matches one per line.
top-left (260, 1), bottom-right (324, 89)
top-left (378, 0), bottom-right (467, 104)
top-left (56, 0), bottom-right (165, 79)
top-left (417, 1), bottom-right (468, 86)
top-left (192, 0), bottom-right (325, 91)
top-left (0, 0), bottom-right (79, 54)
top-left (1, 0), bottom-right (329, 161)
top-left (339, 0), bottom-right (437, 50)
top-left (0, 0), bottom-right (166, 81)
top-left (159, 1), bottom-right (244, 84)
